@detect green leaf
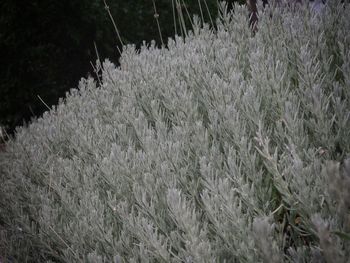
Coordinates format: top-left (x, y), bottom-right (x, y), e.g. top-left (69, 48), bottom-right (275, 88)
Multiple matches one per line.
top-left (332, 231), bottom-right (350, 241)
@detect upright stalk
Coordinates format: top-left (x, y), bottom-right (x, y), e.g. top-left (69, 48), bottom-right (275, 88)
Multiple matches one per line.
top-left (246, 0), bottom-right (258, 34)
top-left (152, 0), bottom-right (165, 47)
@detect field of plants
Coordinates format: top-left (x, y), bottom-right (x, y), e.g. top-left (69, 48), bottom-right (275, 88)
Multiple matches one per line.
top-left (0, 2), bottom-right (349, 262)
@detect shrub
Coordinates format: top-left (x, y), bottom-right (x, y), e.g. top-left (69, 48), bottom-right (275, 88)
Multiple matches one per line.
top-left (0, 2), bottom-right (349, 262)
top-left (0, 0), bottom-right (221, 135)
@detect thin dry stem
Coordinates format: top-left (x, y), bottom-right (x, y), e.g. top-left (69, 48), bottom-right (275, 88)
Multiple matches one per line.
top-left (152, 0), bottom-right (165, 47)
top-left (37, 95), bottom-right (51, 111)
top-left (181, 0), bottom-right (194, 29)
top-left (172, 0), bottom-right (178, 36)
top-left (102, 0), bottom-right (123, 54)
top-left (197, 0), bottom-right (205, 25)
top-left (203, 0), bottom-right (215, 28)
top-left (176, 0), bottom-right (188, 37)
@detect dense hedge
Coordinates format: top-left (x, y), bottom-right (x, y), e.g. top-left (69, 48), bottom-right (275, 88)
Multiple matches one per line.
top-left (1, 2), bottom-right (349, 262)
top-left (0, 0), bottom-right (228, 135)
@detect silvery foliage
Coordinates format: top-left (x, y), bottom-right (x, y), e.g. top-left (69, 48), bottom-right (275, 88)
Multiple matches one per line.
top-left (0, 1), bottom-right (349, 262)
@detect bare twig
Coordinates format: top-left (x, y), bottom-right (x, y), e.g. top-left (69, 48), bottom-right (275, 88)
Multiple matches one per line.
top-left (48, 225), bottom-right (80, 261)
top-left (102, 0), bottom-right (123, 55)
top-left (197, 0), bottom-right (205, 23)
top-left (152, 0), bottom-right (165, 47)
top-left (175, 0), bottom-right (188, 38)
top-left (172, 0), bottom-right (178, 36)
top-left (181, 0), bottom-right (194, 29)
top-left (37, 95), bottom-right (51, 111)
top-left (90, 61), bottom-right (102, 86)
top-left (91, 42), bottom-right (102, 86)
top-left (203, 0), bottom-right (215, 28)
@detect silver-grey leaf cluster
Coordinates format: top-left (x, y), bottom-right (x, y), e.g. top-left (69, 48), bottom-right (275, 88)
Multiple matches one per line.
top-left (0, 2), bottom-right (349, 262)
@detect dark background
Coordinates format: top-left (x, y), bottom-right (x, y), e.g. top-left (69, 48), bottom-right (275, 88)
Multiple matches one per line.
top-left (0, 0), bottom-right (242, 136)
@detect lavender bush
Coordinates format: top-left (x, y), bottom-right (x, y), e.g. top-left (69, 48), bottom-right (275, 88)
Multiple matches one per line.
top-left (0, 1), bottom-right (349, 262)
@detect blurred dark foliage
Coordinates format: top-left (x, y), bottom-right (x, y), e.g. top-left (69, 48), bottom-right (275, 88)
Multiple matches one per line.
top-left (0, 0), bottom-right (242, 136)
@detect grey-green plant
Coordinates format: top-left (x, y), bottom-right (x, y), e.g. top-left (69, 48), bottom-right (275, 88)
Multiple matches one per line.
top-left (0, 1), bottom-right (349, 262)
